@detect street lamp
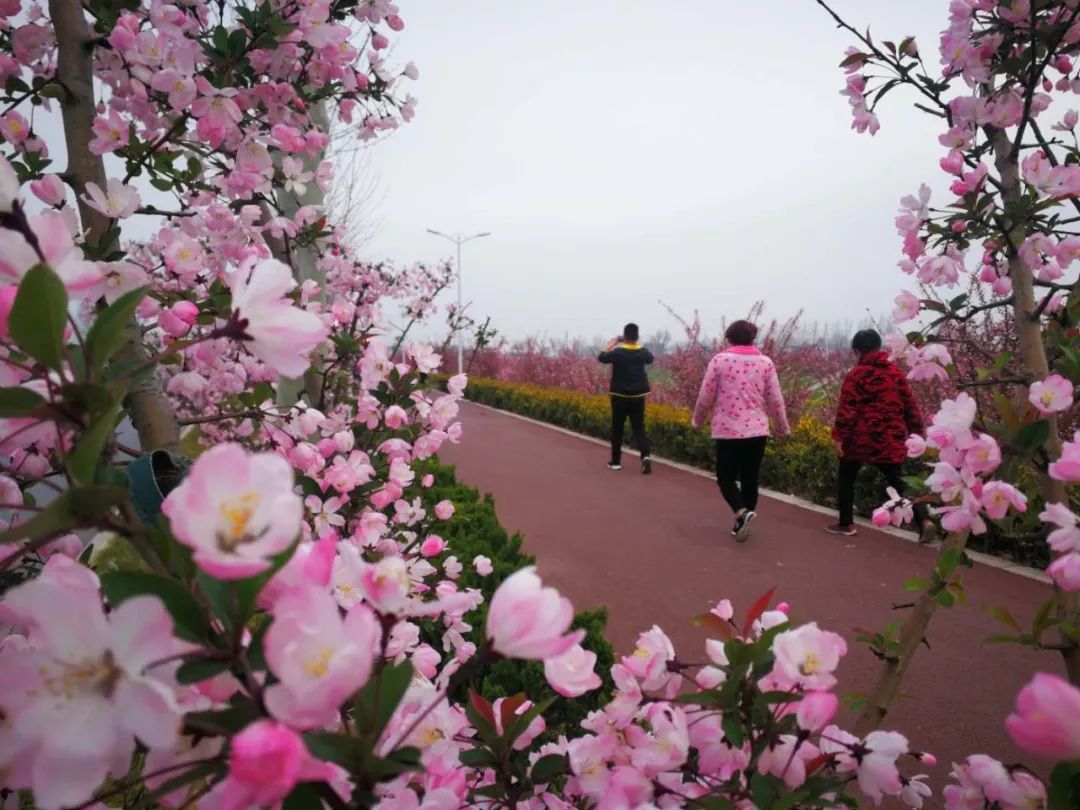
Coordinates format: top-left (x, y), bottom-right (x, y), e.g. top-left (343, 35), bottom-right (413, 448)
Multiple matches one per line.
top-left (426, 228), bottom-right (491, 374)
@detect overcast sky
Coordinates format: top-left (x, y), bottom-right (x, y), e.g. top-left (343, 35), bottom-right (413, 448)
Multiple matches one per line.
top-left (363, 0), bottom-right (950, 342)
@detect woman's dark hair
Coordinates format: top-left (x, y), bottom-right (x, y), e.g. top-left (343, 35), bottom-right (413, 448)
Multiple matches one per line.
top-left (725, 320), bottom-right (758, 346)
top-left (623, 323), bottom-right (639, 341)
top-left (852, 328), bottom-right (883, 354)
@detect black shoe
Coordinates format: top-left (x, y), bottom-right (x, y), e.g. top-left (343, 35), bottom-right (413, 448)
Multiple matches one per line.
top-left (607, 462), bottom-right (622, 471)
top-left (733, 511), bottom-right (757, 542)
top-left (641, 457), bottom-right (652, 475)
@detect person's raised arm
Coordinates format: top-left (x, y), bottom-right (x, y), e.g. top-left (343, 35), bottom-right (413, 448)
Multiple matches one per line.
top-left (598, 336), bottom-right (620, 363)
top-left (642, 346), bottom-right (654, 365)
top-left (765, 362), bottom-right (791, 438)
top-left (691, 356), bottom-right (719, 429)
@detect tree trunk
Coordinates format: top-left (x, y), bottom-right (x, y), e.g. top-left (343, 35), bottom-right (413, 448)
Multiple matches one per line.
top-left (275, 101), bottom-right (329, 407)
top-left (989, 126), bottom-right (1079, 682)
top-left (50, 0), bottom-right (179, 453)
top-left (855, 530), bottom-right (970, 734)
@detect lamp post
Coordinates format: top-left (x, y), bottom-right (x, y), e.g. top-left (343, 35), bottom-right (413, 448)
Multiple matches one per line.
top-left (426, 228), bottom-right (491, 373)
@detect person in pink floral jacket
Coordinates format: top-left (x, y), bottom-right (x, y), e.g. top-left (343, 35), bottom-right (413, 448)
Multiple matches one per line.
top-left (691, 320), bottom-right (791, 540)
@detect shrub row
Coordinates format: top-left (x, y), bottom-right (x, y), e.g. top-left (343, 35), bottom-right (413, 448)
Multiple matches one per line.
top-left (459, 377), bottom-right (1049, 567)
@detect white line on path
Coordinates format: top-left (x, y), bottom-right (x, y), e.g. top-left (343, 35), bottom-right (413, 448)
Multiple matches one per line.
top-left (464, 401), bottom-right (1052, 586)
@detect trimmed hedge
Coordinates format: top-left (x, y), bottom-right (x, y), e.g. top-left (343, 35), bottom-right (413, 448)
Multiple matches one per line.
top-left (459, 377), bottom-right (1050, 567)
top-left (411, 460), bottom-right (615, 739)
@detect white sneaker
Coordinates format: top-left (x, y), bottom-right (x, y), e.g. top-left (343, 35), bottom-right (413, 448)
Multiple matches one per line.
top-left (607, 462), bottom-right (622, 471)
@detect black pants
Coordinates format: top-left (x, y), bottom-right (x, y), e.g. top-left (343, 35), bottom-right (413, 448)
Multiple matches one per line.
top-left (837, 460), bottom-right (930, 527)
top-left (610, 396), bottom-right (650, 464)
top-left (715, 437), bottom-right (767, 513)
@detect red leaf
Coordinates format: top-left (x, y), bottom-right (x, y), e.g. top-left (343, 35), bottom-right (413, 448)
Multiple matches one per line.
top-left (806, 753), bottom-right (831, 776)
top-left (691, 613), bottom-right (735, 641)
top-left (498, 694), bottom-right (528, 734)
top-left (468, 689), bottom-right (495, 727)
top-left (742, 587), bottom-right (777, 637)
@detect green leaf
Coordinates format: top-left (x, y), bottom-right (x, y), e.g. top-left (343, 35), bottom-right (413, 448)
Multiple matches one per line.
top-left (902, 577), bottom-right (928, 592)
top-left (176, 656), bottom-right (230, 684)
top-left (282, 784), bottom-right (323, 810)
top-left (10, 263), bottom-right (69, 371)
top-left (459, 747), bottom-right (497, 768)
top-left (1047, 761), bottom-right (1080, 810)
top-left (984, 603), bottom-right (1023, 633)
top-left (85, 287), bottom-right (146, 374)
top-left (1033, 595), bottom-right (1057, 642)
top-left (303, 732), bottom-right (358, 770)
top-left (101, 571), bottom-right (209, 642)
top-left (355, 660), bottom-right (413, 738)
top-left (1018, 420), bottom-right (1051, 450)
top-left (0, 386), bottom-right (44, 417)
top-left (67, 401), bottom-right (120, 486)
top-left (721, 712), bottom-right (745, 748)
top-left (529, 753), bottom-right (567, 784)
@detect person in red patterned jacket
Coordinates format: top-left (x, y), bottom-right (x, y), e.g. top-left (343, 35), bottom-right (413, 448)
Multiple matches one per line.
top-left (825, 329), bottom-right (937, 543)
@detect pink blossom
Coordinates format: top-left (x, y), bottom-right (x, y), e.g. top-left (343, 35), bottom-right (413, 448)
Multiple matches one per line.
top-left (264, 587), bottom-right (380, 729)
top-left (710, 598), bottom-right (734, 620)
top-left (622, 625), bottom-right (679, 694)
top-left (796, 691), bottom-right (838, 732)
top-left (89, 110), bottom-right (130, 155)
top-left (980, 481), bottom-right (1027, 520)
top-left (29, 174), bottom-right (65, 207)
top-left (486, 567), bottom-right (582, 660)
top-left (1005, 673), bottom-right (1080, 759)
top-left (82, 179), bottom-right (141, 219)
top-left (1051, 432), bottom-right (1080, 482)
top-left (434, 499), bottom-right (455, 520)
top-left (420, 535), bottom-right (446, 557)
top-left (217, 720), bottom-right (342, 809)
top-left (0, 556), bottom-right (181, 810)
top-left (771, 622), bottom-right (847, 690)
top-left (1042, 502), bottom-right (1080, 553)
top-left (0, 211), bottom-right (103, 297)
top-left (544, 643), bottom-right (602, 697)
top-left (906, 434), bottom-right (927, 458)
top-left (757, 735), bottom-right (819, 789)
top-left (1048, 552), bottom-right (1080, 591)
top-left (1029, 373), bottom-right (1074, 415)
top-left (473, 554), bottom-right (493, 575)
top-left (226, 258), bottom-right (328, 378)
top-left (162, 443), bottom-right (303, 580)
top-left (384, 404), bottom-right (408, 428)
top-left (0, 110), bottom-right (30, 144)
top-left (892, 290), bottom-right (920, 323)
top-left (856, 730), bottom-right (908, 804)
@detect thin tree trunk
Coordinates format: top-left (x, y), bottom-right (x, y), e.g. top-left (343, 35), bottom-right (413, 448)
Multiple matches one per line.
top-left (855, 530), bottom-right (970, 734)
top-left (50, 0), bottom-right (179, 453)
top-left (989, 126), bottom-right (1080, 683)
top-left (275, 101), bottom-right (329, 407)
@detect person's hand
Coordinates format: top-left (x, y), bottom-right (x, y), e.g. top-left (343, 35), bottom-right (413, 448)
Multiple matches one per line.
top-left (833, 440), bottom-right (844, 457)
top-left (604, 337), bottom-right (619, 351)
top-left (776, 429), bottom-right (791, 441)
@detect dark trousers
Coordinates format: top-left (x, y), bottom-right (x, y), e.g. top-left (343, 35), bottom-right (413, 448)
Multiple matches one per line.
top-left (610, 396), bottom-right (650, 464)
top-left (837, 460), bottom-right (930, 527)
top-left (715, 437), bottom-right (767, 513)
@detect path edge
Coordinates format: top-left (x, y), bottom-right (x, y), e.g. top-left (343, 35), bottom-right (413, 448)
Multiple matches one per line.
top-left (463, 400), bottom-right (1051, 585)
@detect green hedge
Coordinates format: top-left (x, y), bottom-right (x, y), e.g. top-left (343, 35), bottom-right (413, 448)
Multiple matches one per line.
top-left (408, 460), bottom-right (615, 738)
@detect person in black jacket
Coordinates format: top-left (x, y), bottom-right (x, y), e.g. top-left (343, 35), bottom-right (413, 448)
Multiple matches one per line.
top-left (598, 323), bottom-right (653, 474)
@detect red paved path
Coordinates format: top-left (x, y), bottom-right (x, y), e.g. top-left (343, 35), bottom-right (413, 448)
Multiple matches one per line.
top-left (442, 402), bottom-right (1055, 791)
